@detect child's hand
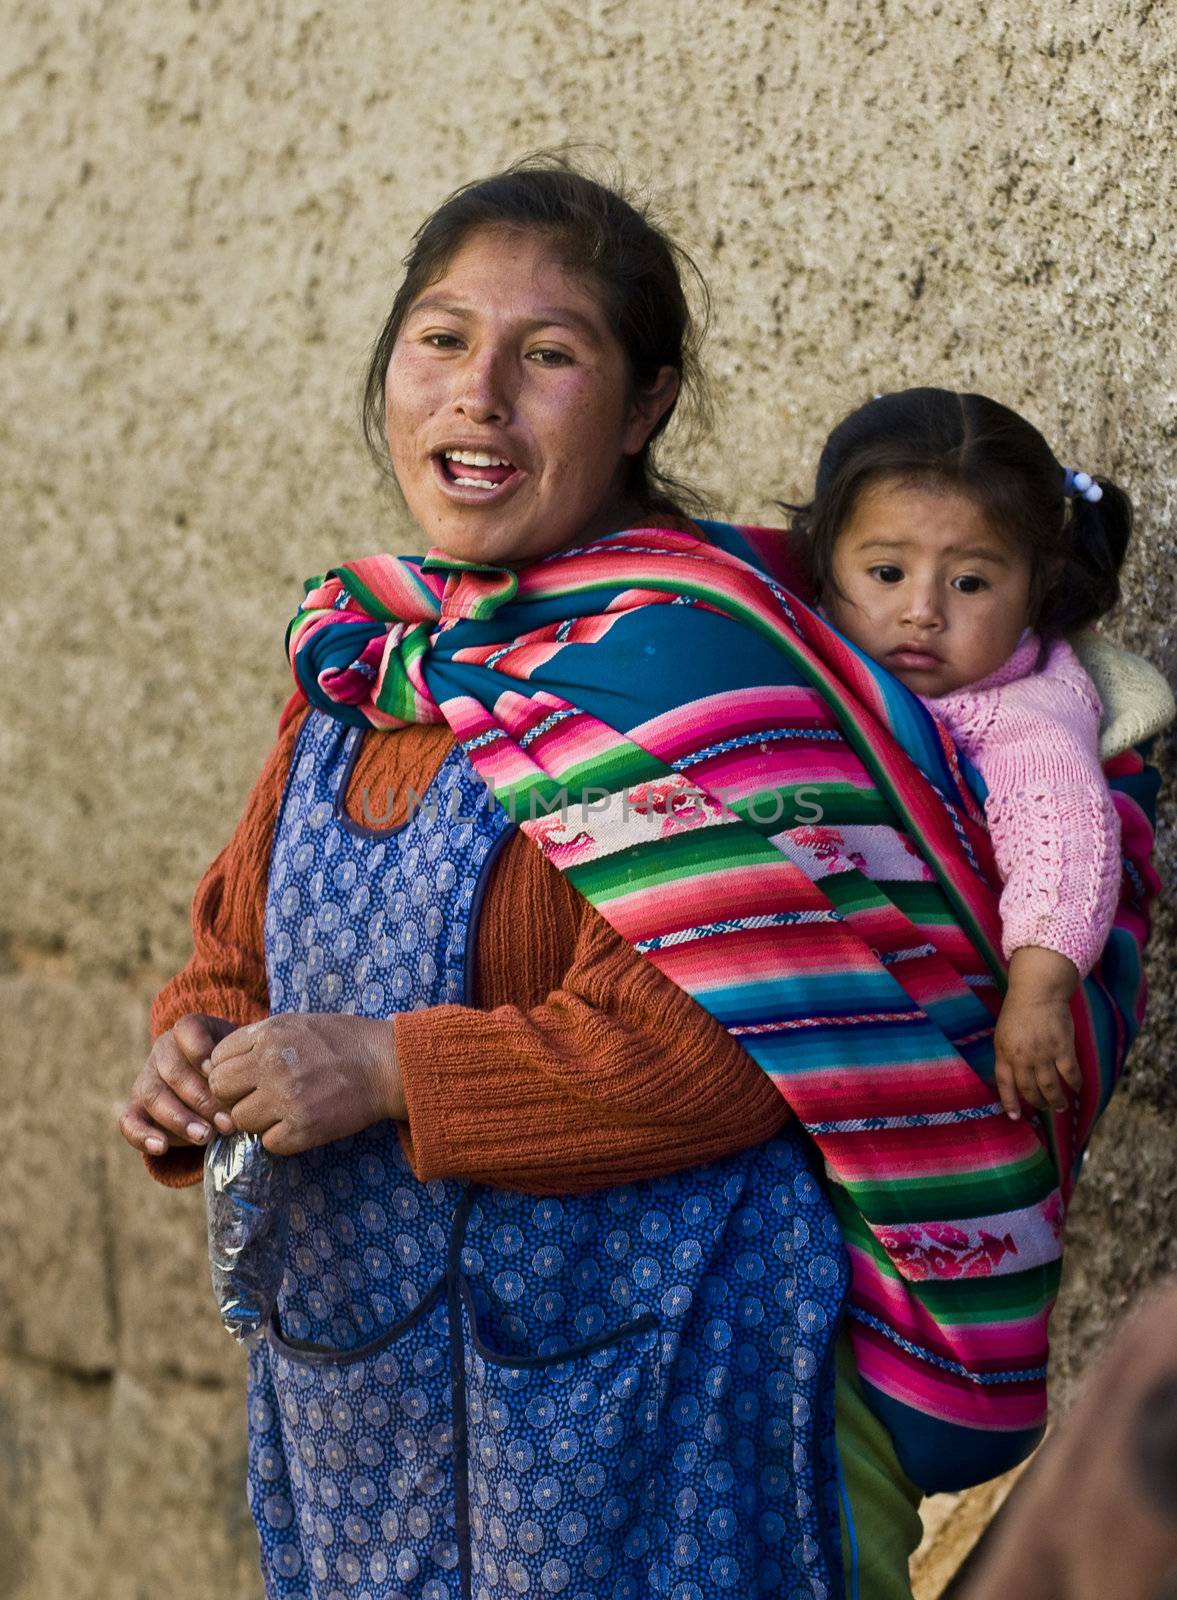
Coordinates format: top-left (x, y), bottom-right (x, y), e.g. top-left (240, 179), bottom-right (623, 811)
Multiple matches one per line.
top-left (993, 991), bottom-right (1082, 1120)
top-left (993, 945), bottom-right (1084, 1121)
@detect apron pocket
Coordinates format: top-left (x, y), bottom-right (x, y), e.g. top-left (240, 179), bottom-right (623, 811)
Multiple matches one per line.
top-left (459, 1279), bottom-right (665, 1596)
top-left (265, 1277), bottom-right (461, 1595)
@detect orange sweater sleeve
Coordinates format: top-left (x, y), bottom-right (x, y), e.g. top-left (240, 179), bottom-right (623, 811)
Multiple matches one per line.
top-left (150, 717), bottom-right (304, 1039)
top-left (395, 860), bottom-right (789, 1193)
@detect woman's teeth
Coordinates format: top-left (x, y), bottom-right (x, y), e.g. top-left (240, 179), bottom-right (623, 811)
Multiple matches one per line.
top-left (440, 449), bottom-right (515, 490)
top-left (444, 449), bottom-right (511, 468)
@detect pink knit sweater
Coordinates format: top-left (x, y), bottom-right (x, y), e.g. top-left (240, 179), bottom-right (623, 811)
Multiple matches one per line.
top-left (920, 633), bottom-right (1122, 976)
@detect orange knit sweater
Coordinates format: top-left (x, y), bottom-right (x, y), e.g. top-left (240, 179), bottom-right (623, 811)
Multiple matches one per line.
top-left (147, 707), bottom-right (789, 1193)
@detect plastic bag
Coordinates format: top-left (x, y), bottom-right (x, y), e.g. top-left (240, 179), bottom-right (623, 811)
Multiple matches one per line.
top-left (204, 1130), bottom-right (289, 1344)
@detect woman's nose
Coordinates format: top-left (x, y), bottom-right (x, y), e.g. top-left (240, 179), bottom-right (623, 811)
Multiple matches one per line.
top-left (452, 349), bottom-right (512, 423)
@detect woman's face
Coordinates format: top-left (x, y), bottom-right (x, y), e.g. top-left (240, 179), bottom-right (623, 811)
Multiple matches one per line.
top-left (384, 226), bottom-right (678, 567)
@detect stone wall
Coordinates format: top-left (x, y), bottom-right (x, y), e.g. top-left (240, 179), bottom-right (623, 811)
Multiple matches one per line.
top-left (2, 0), bottom-right (1173, 1593)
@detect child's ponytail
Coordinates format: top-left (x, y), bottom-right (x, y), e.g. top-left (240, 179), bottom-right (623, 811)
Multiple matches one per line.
top-left (1037, 474), bottom-right (1133, 636)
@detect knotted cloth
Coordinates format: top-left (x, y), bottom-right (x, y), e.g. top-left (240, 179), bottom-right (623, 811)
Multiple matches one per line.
top-left (284, 521), bottom-right (1160, 1492)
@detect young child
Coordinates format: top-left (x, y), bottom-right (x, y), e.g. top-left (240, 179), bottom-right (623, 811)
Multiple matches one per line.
top-left (789, 387), bottom-right (1167, 1122)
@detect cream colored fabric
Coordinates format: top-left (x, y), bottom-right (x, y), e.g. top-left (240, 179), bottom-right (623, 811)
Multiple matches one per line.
top-left (1071, 631), bottom-right (1175, 760)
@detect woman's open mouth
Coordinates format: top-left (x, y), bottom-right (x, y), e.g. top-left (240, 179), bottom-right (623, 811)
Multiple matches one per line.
top-left (433, 448), bottom-right (521, 499)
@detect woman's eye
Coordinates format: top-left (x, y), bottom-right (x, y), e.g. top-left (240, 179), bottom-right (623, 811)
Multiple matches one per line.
top-left (869, 565), bottom-right (904, 584)
top-left (953, 575), bottom-right (988, 594)
top-left (527, 347), bottom-right (573, 366)
top-left (424, 332), bottom-right (463, 349)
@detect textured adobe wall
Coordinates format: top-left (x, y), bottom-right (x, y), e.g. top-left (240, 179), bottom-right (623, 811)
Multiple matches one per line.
top-left (2, 0), bottom-right (1173, 1594)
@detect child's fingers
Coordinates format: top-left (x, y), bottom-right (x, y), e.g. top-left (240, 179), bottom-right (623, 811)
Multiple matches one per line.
top-left (1057, 1048), bottom-right (1083, 1094)
top-left (1014, 1059), bottom-right (1050, 1112)
top-left (994, 1060), bottom-right (1024, 1120)
top-left (1033, 1058), bottom-right (1069, 1114)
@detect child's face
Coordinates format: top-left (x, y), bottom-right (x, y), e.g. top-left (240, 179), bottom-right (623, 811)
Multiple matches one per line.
top-left (826, 479), bottom-right (1034, 696)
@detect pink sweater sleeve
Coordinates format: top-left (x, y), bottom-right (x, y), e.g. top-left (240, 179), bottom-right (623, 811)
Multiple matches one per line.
top-left (924, 637), bottom-right (1122, 975)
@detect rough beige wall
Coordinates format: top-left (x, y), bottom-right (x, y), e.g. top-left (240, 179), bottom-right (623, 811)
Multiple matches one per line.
top-left (2, 0), bottom-right (1173, 1594)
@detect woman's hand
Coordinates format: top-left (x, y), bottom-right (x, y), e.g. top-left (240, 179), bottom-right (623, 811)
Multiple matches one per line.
top-left (204, 1014), bottom-right (404, 1156)
top-left (119, 1013), bottom-right (241, 1156)
top-left (993, 946), bottom-right (1083, 1120)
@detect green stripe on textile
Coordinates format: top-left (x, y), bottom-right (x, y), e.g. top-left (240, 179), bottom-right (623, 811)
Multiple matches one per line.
top-left (727, 787), bottom-right (894, 832)
top-left (817, 870), bottom-right (960, 927)
top-left (915, 1260), bottom-right (1063, 1320)
top-left (568, 825), bottom-right (781, 903)
top-left (373, 626), bottom-right (428, 721)
top-left (489, 745), bottom-right (666, 815)
top-left (338, 567), bottom-right (397, 621)
top-left (862, 879), bottom-right (959, 925)
top-left (488, 774), bottom-right (574, 825)
top-left (841, 1150), bottom-right (1055, 1224)
top-left (541, 743), bottom-right (668, 798)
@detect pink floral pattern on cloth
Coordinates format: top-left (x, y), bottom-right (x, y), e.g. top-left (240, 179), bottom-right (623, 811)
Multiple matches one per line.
top-left (626, 776), bottom-right (726, 836)
top-left (871, 1193), bottom-right (1070, 1283)
top-left (870, 1189), bottom-right (1069, 1282)
top-left (775, 822), bottom-right (937, 883)
top-left (528, 772), bottom-right (730, 868)
top-left (874, 1221), bottom-right (1021, 1281)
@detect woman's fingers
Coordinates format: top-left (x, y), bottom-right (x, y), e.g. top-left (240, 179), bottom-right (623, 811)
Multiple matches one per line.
top-left (172, 1012), bottom-right (237, 1068)
top-left (154, 1032), bottom-right (236, 1131)
top-left (120, 1080), bottom-right (210, 1153)
top-left (227, 1087), bottom-right (276, 1136)
top-left (206, 1049), bottom-right (263, 1106)
top-left (119, 1101), bottom-right (174, 1156)
top-left (208, 1019), bottom-right (265, 1069)
top-left (117, 1016), bottom-right (243, 1157)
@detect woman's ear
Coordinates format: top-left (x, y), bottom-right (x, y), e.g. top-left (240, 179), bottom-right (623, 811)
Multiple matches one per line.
top-left (623, 366), bottom-right (681, 455)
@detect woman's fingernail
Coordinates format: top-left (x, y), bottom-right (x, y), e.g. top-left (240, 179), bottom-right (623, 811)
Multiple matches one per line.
top-left (1007, 1109), bottom-right (1021, 1121)
top-left (214, 1112), bottom-right (235, 1134)
top-left (146, 1135), bottom-right (166, 1154)
top-left (200, 1058), bottom-right (213, 1075)
top-left (187, 1120), bottom-right (210, 1141)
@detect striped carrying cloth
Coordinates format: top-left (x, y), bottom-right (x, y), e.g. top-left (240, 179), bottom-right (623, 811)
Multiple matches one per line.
top-left (283, 521), bottom-right (1161, 1493)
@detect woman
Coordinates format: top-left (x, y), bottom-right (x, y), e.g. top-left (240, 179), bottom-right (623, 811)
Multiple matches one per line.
top-left (119, 161), bottom-right (1159, 1599)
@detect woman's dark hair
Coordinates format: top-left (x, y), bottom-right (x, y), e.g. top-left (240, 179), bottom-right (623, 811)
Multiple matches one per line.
top-left (789, 387), bottom-right (1132, 636)
top-left (362, 152), bottom-right (711, 519)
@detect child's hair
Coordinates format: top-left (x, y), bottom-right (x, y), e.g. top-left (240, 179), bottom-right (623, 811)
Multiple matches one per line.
top-left (789, 387), bottom-right (1133, 636)
top-left (362, 151), bottom-right (712, 519)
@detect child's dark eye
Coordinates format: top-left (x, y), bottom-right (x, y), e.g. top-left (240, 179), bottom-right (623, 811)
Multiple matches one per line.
top-left (869, 565), bottom-right (904, 584)
top-left (953, 575), bottom-right (988, 594)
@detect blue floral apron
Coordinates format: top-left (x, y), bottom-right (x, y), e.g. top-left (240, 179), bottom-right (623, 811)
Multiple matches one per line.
top-left (245, 710), bottom-right (850, 1599)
